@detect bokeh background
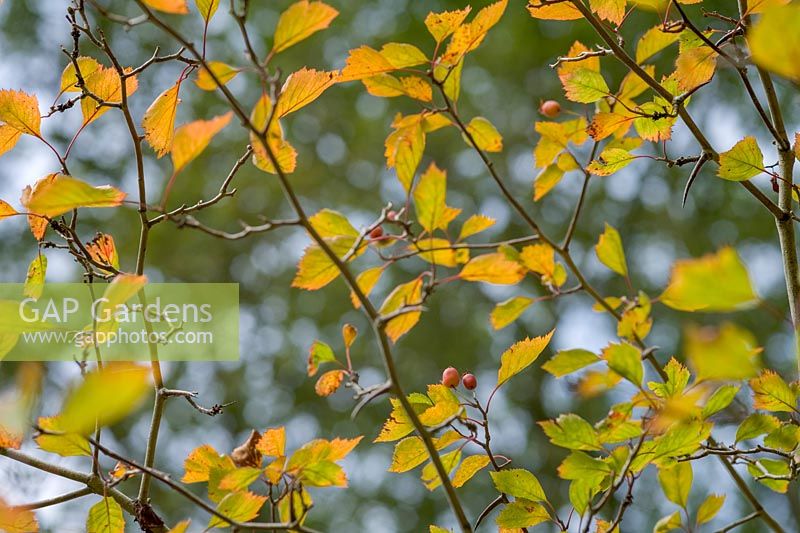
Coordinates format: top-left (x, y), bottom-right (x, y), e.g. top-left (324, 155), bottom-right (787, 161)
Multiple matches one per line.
top-left (0, 0), bottom-right (798, 531)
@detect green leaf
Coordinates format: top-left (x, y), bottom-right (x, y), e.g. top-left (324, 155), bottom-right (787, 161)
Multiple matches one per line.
top-left (748, 458), bottom-right (790, 493)
top-left (490, 296), bottom-right (533, 330)
top-left (420, 449), bottom-right (461, 491)
top-left (557, 451), bottom-right (611, 483)
top-left (389, 437), bottom-right (429, 473)
top-left (562, 68), bottom-right (609, 103)
top-left (764, 423), bottom-right (800, 451)
top-left (602, 342), bottom-right (643, 386)
top-left (717, 136), bottom-right (764, 181)
top-left (685, 322), bottom-right (760, 382)
top-left (701, 385), bottom-right (740, 418)
top-left (307, 340), bottom-right (337, 377)
top-left (696, 494), bottom-right (725, 524)
top-left (34, 416), bottom-right (91, 456)
top-left (86, 497), bottom-right (124, 533)
top-left (736, 413), bottom-right (781, 442)
top-left (587, 148), bottom-right (637, 176)
top-left (539, 414), bottom-right (602, 451)
top-left (60, 363), bottom-right (150, 435)
top-left (23, 255), bottom-right (47, 300)
top-left (660, 247), bottom-right (757, 312)
top-left (595, 224), bottom-right (628, 276)
top-left (208, 491), bottom-right (267, 529)
top-left (496, 501), bottom-right (550, 528)
top-left (542, 349), bottom-right (600, 377)
top-left (657, 462), bottom-right (692, 507)
top-left (490, 468), bottom-right (547, 502)
top-left (497, 330), bottom-right (554, 386)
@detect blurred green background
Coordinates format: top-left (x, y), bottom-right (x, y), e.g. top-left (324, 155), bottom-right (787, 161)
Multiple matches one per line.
top-left (0, 0), bottom-right (798, 531)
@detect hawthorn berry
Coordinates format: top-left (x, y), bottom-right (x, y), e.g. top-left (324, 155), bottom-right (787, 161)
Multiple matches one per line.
top-left (369, 226), bottom-right (384, 239)
top-left (462, 373), bottom-right (477, 390)
top-left (442, 367), bottom-right (460, 388)
top-left (539, 100), bottom-right (561, 118)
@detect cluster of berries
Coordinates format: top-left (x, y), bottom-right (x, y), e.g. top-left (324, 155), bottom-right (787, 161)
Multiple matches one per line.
top-left (441, 366), bottom-right (477, 390)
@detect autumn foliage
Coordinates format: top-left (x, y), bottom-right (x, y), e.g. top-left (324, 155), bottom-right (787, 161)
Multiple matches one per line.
top-left (2, 0), bottom-right (800, 532)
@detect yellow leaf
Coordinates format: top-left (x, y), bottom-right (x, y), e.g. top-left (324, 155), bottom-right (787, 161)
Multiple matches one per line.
top-left (385, 117), bottom-right (425, 190)
top-left (86, 498), bottom-right (124, 533)
top-left (751, 371), bottom-right (797, 413)
top-left (527, 0), bottom-right (582, 19)
top-left (21, 173), bottom-right (126, 219)
top-left (414, 162), bottom-right (452, 232)
top-left (0, 89), bottom-right (40, 136)
top-left (684, 322), bottom-right (761, 381)
top-left (292, 236), bottom-right (359, 291)
top-left (350, 266), bottom-right (385, 308)
top-left (442, 0), bottom-right (508, 63)
top-left (208, 491), bottom-right (266, 529)
top-left (389, 436), bottom-right (430, 473)
top-left (171, 112), bottom-right (232, 172)
top-left (0, 125), bottom-right (22, 158)
top-left (195, 61), bottom-right (239, 91)
top-left (425, 7), bottom-right (472, 43)
top-left (143, 0), bottom-right (188, 14)
top-left (717, 136), bottom-right (764, 181)
top-left (497, 330), bottom-right (555, 386)
top-left (379, 277), bottom-right (424, 342)
top-left (81, 66), bottom-right (139, 124)
top-left (588, 111), bottom-right (636, 141)
top-left (60, 363), bottom-right (150, 435)
top-left (59, 57), bottom-right (102, 93)
top-left (276, 68), bottom-right (338, 117)
top-left (745, 0), bottom-right (790, 14)
top-left (595, 223), bottom-right (628, 276)
top-left (23, 254), bottom-right (46, 300)
top-left (0, 497), bottom-right (38, 533)
top-left (249, 93), bottom-right (297, 174)
top-left (748, 3), bottom-right (800, 82)
top-left (697, 494), bottom-right (725, 524)
top-left (421, 449), bottom-right (461, 490)
top-left (167, 520), bottom-right (192, 533)
top-left (315, 369), bottom-right (346, 397)
top-left (340, 43), bottom-right (428, 82)
top-left (35, 415), bottom-right (91, 456)
top-left (533, 165), bottom-right (564, 201)
top-left (675, 45), bottom-right (718, 91)
top-left (490, 296), bottom-right (534, 330)
top-left (458, 214), bottom-right (495, 240)
top-left (412, 238), bottom-right (459, 268)
top-left (272, 0), bottom-right (338, 54)
top-left (86, 233), bottom-right (120, 270)
top-left (257, 427), bottom-right (286, 457)
top-left (309, 208), bottom-right (358, 238)
top-left (660, 247), bottom-right (757, 312)
top-left (464, 116), bottom-right (503, 152)
top-left (452, 454), bottom-right (491, 487)
top-left (460, 253), bottom-right (526, 285)
top-left (93, 274), bottom-right (148, 334)
top-left (602, 342), bottom-right (643, 385)
top-left (182, 444), bottom-right (233, 483)
top-left (142, 83), bottom-right (181, 157)
top-left (195, 0), bottom-right (219, 21)
top-left (636, 26), bottom-right (680, 63)
top-left (590, 0), bottom-right (626, 24)
top-left (362, 74), bottom-right (432, 102)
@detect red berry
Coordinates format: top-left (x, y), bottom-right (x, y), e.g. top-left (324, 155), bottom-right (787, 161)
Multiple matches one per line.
top-left (539, 100), bottom-right (561, 118)
top-left (442, 367), bottom-right (460, 388)
top-left (369, 226), bottom-right (384, 239)
top-left (462, 373), bottom-right (477, 390)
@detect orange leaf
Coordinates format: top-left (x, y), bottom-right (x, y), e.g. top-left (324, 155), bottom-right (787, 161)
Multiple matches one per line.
top-left (0, 425), bottom-right (23, 449)
top-left (250, 93), bottom-right (297, 174)
top-left (379, 277), bottom-right (424, 342)
top-left (171, 112), bottom-right (232, 172)
top-left (442, 0), bottom-right (507, 63)
top-left (0, 89), bottom-right (40, 136)
top-left (272, 0), bottom-right (338, 54)
top-left (0, 199), bottom-right (17, 220)
top-left (143, 83), bottom-right (181, 157)
top-left (459, 253), bottom-right (526, 285)
top-left (257, 427), bottom-right (286, 457)
top-left (315, 369), bottom-right (346, 396)
top-left (590, 0), bottom-right (626, 25)
top-left (142, 0), bottom-right (189, 14)
top-left (527, 0), bottom-right (582, 20)
top-left (86, 233), bottom-right (120, 270)
top-left (340, 43), bottom-right (428, 82)
top-left (81, 66), bottom-right (139, 124)
top-left (0, 497), bottom-right (38, 533)
top-left (276, 68), bottom-right (338, 117)
top-left (0, 125), bottom-right (22, 158)
top-left (425, 7), bottom-right (472, 43)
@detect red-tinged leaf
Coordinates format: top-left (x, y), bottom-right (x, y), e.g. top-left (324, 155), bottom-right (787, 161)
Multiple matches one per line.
top-left (276, 68), bottom-right (338, 117)
top-left (0, 89), bottom-right (40, 136)
top-left (143, 83), bottom-right (181, 157)
top-left (272, 1), bottom-right (338, 54)
top-left (86, 233), bottom-right (120, 270)
top-left (315, 369), bottom-right (346, 397)
top-left (142, 0), bottom-right (189, 14)
top-left (171, 112), bottom-right (232, 172)
top-left (21, 174), bottom-right (126, 220)
top-left (195, 61), bottom-right (239, 91)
